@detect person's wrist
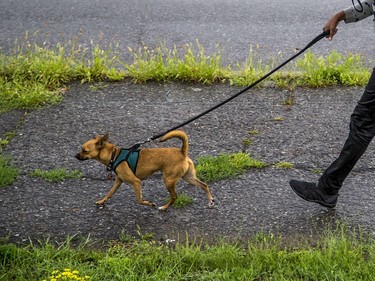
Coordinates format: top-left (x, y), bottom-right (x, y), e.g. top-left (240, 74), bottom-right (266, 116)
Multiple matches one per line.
top-left (335, 11), bottom-right (346, 22)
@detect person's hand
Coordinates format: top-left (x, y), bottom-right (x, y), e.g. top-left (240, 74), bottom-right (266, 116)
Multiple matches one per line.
top-left (323, 11), bottom-right (346, 40)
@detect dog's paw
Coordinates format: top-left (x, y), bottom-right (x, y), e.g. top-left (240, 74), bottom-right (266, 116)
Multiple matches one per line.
top-left (96, 199), bottom-right (106, 205)
top-left (144, 201), bottom-right (157, 208)
top-left (158, 206), bottom-right (168, 211)
top-left (208, 199), bottom-right (215, 208)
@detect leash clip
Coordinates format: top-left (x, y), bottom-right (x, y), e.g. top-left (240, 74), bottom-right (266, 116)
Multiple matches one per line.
top-left (106, 171), bottom-right (115, 180)
top-left (129, 138), bottom-right (153, 150)
top-left (106, 164), bottom-right (114, 180)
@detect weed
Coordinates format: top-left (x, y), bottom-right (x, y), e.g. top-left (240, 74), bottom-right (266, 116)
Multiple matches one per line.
top-left (312, 168), bottom-right (323, 174)
top-left (0, 132), bottom-right (15, 153)
top-left (295, 51), bottom-right (370, 87)
top-left (273, 161), bottom-right (294, 169)
top-left (119, 230), bottom-right (136, 244)
top-left (283, 93), bottom-right (295, 106)
top-left (0, 32), bottom-right (123, 113)
top-left (29, 167), bottom-right (83, 182)
top-left (272, 116), bottom-right (284, 121)
top-left (248, 129), bottom-right (259, 135)
top-left (172, 193), bottom-right (193, 209)
top-left (89, 82), bottom-right (108, 92)
top-left (136, 225), bottom-right (155, 242)
top-left (0, 33), bottom-right (372, 113)
top-left (196, 152), bottom-right (267, 182)
top-left (229, 46), bottom-right (270, 87)
top-left (0, 155), bottom-right (19, 188)
top-left (124, 41), bottom-right (226, 84)
top-left (242, 138), bottom-right (253, 147)
top-left (241, 138), bottom-right (253, 152)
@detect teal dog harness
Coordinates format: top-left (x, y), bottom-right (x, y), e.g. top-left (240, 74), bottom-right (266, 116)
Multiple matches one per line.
top-left (111, 148), bottom-right (140, 174)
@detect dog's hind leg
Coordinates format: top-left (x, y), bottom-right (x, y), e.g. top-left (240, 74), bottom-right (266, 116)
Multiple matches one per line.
top-left (183, 160), bottom-right (214, 208)
top-left (159, 177), bottom-right (178, 211)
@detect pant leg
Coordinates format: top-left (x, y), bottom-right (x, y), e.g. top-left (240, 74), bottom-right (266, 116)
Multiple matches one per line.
top-left (319, 67), bottom-right (375, 193)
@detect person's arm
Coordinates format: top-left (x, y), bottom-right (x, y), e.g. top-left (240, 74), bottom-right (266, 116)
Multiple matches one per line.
top-left (344, 0), bottom-right (374, 23)
top-left (323, 0), bottom-right (374, 40)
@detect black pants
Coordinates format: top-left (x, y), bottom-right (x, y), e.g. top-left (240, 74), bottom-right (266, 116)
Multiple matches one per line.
top-left (319, 67), bottom-right (375, 194)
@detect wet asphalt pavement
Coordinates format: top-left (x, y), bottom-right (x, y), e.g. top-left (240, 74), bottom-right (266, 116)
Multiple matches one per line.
top-left (1, 82), bottom-right (375, 243)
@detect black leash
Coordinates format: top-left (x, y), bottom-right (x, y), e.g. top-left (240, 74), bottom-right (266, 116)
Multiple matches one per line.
top-left (130, 31), bottom-right (328, 150)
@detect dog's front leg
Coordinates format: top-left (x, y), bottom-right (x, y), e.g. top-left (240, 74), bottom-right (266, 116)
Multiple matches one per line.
top-left (130, 178), bottom-right (157, 208)
top-left (96, 177), bottom-right (122, 205)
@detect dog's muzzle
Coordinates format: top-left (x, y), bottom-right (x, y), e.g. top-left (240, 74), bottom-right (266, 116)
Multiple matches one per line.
top-left (75, 153), bottom-right (88, 161)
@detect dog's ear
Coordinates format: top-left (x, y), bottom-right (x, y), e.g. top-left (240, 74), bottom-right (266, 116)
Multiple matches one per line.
top-left (97, 133), bottom-right (109, 148)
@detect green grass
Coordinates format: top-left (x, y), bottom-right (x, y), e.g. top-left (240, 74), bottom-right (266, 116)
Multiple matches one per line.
top-left (124, 40), bottom-right (226, 84)
top-left (196, 152), bottom-right (267, 182)
top-left (172, 193), bottom-right (194, 209)
top-left (29, 167), bottom-right (83, 182)
top-left (296, 50), bottom-right (371, 87)
top-left (0, 32), bottom-right (372, 113)
top-left (1, 225), bottom-right (375, 280)
top-left (0, 155), bottom-right (19, 188)
top-left (273, 161), bottom-right (294, 169)
top-left (0, 132), bottom-right (15, 154)
top-left (0, 32), bottom-right (124, 113)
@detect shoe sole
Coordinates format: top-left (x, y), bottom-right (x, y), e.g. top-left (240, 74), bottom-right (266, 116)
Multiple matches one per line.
top-left (290, 184), bottom-right (336, 209)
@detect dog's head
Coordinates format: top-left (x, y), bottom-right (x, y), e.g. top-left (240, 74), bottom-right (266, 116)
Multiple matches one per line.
top-left (75, 133), bottom-right (109, 161)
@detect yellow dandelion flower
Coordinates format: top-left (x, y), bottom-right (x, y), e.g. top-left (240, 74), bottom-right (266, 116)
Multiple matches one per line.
top-left (42, 268), bottom-right (89, 281)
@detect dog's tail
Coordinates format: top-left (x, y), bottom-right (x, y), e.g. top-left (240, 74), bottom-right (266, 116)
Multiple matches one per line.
top-left (159, 130), bottom-right (188, 157)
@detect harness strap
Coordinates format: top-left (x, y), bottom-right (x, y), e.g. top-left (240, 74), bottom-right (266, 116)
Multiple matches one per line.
top-left (107, 148), bottom-right (117, 171)
top-left (111, 148), bottom-right (140, 174)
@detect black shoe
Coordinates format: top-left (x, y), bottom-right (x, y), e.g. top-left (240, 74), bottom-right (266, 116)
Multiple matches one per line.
top-left (290, 180), bottom-right (338, 208)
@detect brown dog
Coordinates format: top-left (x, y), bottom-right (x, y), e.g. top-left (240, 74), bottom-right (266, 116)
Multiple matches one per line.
top-left (75, 130), bottom-right (214, 211)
